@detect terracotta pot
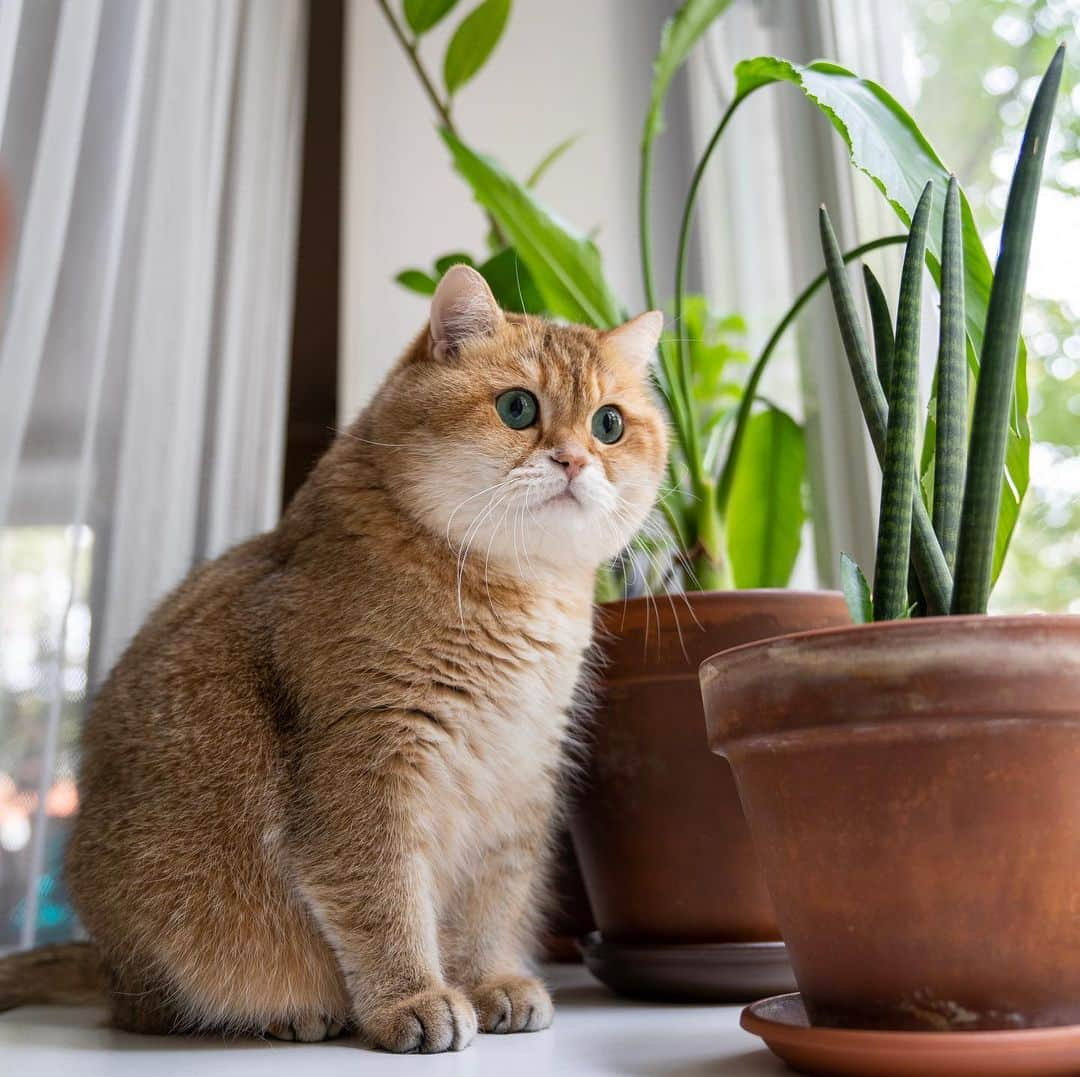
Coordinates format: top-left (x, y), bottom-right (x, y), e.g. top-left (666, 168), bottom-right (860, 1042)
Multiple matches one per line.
top-left (701, 615), bottom-right (1080, 1031)
top-left (570, 590), bottom-right (850, 944)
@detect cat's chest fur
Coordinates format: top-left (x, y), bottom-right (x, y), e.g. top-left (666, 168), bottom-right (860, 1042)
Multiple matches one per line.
top-left (408, 587), bottom-right (592, 866)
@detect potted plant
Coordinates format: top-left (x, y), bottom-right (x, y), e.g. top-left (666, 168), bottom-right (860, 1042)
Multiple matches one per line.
top-left (702, 47), bottom-right (1075, 1053)
top-left (377, 0), bottom-right (1041, 1000)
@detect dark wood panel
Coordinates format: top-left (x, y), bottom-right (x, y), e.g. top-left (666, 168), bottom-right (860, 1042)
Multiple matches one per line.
top-left (282, 0), bottom-right (343, 509)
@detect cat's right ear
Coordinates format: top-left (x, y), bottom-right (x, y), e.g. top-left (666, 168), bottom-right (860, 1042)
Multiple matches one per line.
top-left (428, 265), bottom-right (504, 360)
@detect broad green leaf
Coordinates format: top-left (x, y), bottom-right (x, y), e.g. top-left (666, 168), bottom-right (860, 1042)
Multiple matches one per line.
top-left (840, 553), bottom-right (873, 624)
top-left (443, 0), bottom-right (510, 96)
top-left (441, 128), bottom-right (623, 327)
top-left (733, 55), bottom-right (1029, 581)
top-left (646, 0), bottom-right (734, 141)
top-left (525, 134), bottom-right (579, 189)
top-left (395, 268), bottom-right (438, 295)
top-left (403, 0), bottom-right (460, 36)
top-left (477, 247), bottom-right (544, 314)
top-left (725, 406), bottom-right (805, 588)
top-left (434, 252), bottom-right (475, 275)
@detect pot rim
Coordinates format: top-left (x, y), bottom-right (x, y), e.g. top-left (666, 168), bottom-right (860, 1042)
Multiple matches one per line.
top-left (700, 614), bottom-right (1080, 755)
top-left (598, 588), bottom-right (844, 615)
top-left (700, 613), bottom-right (1080, 677)
top-left (595, 589), bottom-right (851, 679)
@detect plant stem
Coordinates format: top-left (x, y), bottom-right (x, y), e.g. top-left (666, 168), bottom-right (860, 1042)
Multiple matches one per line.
top-left (694, 478), bottom-right (725, 578)
top-left (635, 131), bottom-right (660, 313)
top-left (951, 46), bottom-right (1063, 614)
top-left (692, 553), bottom-right (727, 593)
top-left (715, 234), bottom-right (907, 513)
top-left (376, 0), bottom-right (508, 248)
top-left (638, 135), bottom-right (659, 312)
top-left (377, 0), bottom-right (453, 125)
top-left (670, 92), bottom-right (758, 493)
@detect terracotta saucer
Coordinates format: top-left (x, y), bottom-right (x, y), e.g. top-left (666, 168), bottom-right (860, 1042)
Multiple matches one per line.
top-left (742, 993), bottom-right (1080, 1077)
top-left (578, 932), bottom-right (796, 1003)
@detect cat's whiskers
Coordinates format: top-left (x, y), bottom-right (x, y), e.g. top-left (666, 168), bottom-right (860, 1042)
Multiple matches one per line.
top-left (611, 495), bottom-right (705, 638)
top-left (617, 479), bottom-right (695, 506)
top-left (514, 499), bottom-right (531, 583)
top-left (599, 507), bottom-right (658, 659)
top-left (445, 478), bottom-right (515, 550)
top-left (603, 501), bottom-right (676, 660)
top-left (510, 496), bottom-right (529, 582)
top-left (517, 485), bottom-right (540, 583)
top-left (512, 262), bottom-right (541, 359)
top-left (482, 496), bottom-right (518, 622)
top-left (333, 428), bottom-right (410, 450)
top-left (455, 488), bottom-right (511, 632)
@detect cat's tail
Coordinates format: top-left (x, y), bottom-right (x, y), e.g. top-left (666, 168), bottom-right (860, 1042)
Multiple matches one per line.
top-left (0, 941), bottom-right (106, 1011)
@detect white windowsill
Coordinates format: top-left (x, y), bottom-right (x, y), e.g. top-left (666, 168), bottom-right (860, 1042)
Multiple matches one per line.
top-left (0, 962), bottom-right (783, 1075)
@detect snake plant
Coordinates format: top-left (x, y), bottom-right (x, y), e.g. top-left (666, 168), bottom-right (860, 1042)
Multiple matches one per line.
top-left (826, 46), bottom-right (1064, 622)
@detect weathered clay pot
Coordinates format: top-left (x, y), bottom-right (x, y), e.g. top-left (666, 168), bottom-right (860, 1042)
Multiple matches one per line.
top-left (701, 615), bottom-right (1080, 1031)
top-left (570, 591), bottom-right (850, 945)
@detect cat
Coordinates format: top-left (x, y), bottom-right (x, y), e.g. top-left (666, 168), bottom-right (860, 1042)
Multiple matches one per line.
top-left (0, 265), bottom-right (667, 1052)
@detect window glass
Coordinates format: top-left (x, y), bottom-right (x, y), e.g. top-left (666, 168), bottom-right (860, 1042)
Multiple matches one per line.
top-left (901, 0), bottom-right (1080, 612)
top-left (0, 527), bottom-right (91, 949)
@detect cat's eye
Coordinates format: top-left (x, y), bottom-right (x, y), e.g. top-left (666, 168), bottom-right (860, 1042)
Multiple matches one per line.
top-left (591, 405), bottom-right (624, 445)
top-left (495, 389), bottom-right (538, 430)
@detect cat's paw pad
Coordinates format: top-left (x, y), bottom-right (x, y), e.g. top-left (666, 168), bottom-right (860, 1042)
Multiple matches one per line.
top-left (265, 1012), bottom-right (345, 1042)
top-left (365, 987), bottom-right (477, 1053)
top-left (472, 975), bottom-right (553, 1034)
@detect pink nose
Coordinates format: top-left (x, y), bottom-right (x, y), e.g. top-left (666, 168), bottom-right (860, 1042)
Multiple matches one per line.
top-left (550, 446), bottom-right (588, 480)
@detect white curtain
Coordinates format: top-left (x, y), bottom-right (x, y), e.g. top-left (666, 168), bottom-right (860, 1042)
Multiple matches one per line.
top-left (0, 0), bottom-right (307, 951)
top-left (689, 0), bottom-right (882, 587)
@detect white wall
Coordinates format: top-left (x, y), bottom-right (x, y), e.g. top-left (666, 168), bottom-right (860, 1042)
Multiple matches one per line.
top-left (340, 0), bottom-right (686, 421)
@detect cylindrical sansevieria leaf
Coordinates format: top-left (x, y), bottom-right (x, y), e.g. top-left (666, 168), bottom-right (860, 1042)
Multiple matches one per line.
top-left (864, 264), bottom-right (923, 613)
top-left (952, 46), bottom-right (1064, 615)
top-left (872, 182), bottom-right (933, 621)
top-left (819, 206), bottom-right (952, 615)
top-left (933, 175), bottom-right (967, 572)
top-left (863, 265), bottom-right (895, 399)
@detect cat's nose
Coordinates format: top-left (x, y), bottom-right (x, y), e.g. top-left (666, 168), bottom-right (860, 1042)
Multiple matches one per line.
top-left (550, 446), bottom-right (588, 480)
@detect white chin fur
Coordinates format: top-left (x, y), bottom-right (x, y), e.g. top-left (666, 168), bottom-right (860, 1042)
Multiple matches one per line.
top-left (411, 452), bottom-right (656, 577)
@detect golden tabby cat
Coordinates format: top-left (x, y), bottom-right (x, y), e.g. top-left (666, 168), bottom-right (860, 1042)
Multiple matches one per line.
top-left (0, 266), bottom-right (667, 1052)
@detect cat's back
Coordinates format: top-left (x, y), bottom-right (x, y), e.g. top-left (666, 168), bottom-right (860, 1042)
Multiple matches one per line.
top-left (83, 532), bottom-right (279, 754)
top-left (69, 533), bottom-right (286, 892)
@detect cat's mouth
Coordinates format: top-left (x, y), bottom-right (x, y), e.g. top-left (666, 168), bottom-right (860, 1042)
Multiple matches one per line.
top-left (544, 486), bottom-right (581, 507)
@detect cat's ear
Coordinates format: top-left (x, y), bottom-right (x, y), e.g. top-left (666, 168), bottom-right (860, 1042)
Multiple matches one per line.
top-left (429, 265), bottom-right (504, 359)
top-left (602, 311), bottom-right (664, 367)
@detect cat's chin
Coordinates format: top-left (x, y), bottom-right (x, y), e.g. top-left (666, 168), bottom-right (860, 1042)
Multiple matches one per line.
top-left (541, 488), bottom-right (580, 508)
top-left (529, 498), bottom-right (643, 567)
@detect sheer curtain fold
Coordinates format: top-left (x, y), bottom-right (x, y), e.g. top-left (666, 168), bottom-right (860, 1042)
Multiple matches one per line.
top-left (0, 0), bottom-right (307, 951)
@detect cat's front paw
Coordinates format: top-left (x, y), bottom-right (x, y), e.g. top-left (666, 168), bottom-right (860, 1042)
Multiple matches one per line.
top-left (364, 987), bottom-right (477, 1053)
top-left (471, 975), bottom-right (553, 1034)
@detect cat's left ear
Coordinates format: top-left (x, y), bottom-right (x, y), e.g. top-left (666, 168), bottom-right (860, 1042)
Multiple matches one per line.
top-left (602, 311), bottom-right (664, 367)
top-left (429, 265), bottom-right (504, 360)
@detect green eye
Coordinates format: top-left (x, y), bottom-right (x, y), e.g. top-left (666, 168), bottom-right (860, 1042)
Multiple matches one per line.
top-left (591, 405), bottom-right (624, 444)
top-left (496, 389), bottom-right (538, 430)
